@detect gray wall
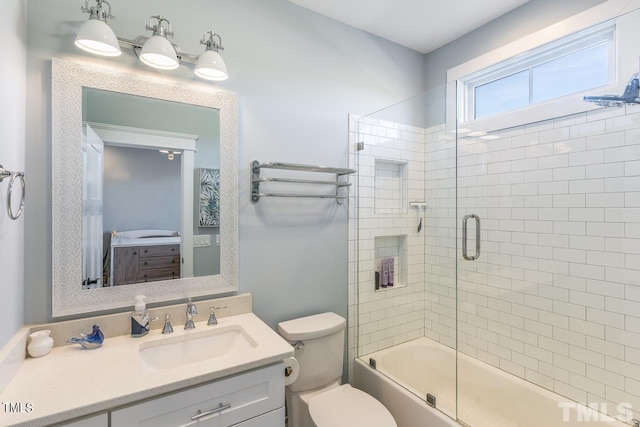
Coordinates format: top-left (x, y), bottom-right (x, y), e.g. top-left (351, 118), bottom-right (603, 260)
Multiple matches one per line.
top-left (23, 0), bottom-right (425, 327)
top-left (422, 0), bottom-right (606, 126)
top-left (0, 0), bottom-right (26, 348)
top-left (424, 0), bottom-right (607, 90)
top-left (102, 145), bottom-right (181, 233)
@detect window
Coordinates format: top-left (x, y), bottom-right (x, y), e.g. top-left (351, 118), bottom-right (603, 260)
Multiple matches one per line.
top-left (460, 20), bottom-right (616, 122)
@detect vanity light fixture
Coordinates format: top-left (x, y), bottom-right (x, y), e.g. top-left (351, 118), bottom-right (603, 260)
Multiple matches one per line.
top-left (75, 0), bottom-right (229, 81)
top-left (194, 31), bottom-right (228, 81)
top-left (138, 16), bottom-right (179, 70)
top-left (74, 0), bottom-right (122, 56)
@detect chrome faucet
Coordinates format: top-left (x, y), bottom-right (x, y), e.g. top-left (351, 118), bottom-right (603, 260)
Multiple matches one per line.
top-left (162, 314), bottom-right (174, 334)
top-left (207, 305), bottom-right (227, 326)
top-left (184, 298), bottom-right (197, 330)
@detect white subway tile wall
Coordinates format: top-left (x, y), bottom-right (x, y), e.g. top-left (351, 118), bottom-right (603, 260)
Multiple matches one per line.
top-left (348, 104), bottom-right (640, 415)
top-left (374, 160), bottom-right (408, 214)
top-left (347, 115), bottom-right (426, 383)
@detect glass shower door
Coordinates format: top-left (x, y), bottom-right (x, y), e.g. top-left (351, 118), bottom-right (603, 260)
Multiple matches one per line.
top-left (454, 107), bottom-right (640, 425)
top-left (353, 86), bottom-right (458, 421)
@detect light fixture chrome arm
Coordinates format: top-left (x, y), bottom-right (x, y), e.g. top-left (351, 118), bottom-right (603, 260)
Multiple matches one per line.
top-left (146, 15), bottom-right (174, 38)
top-left (116, 30), bottom-right (225, 64)
top-left (80, 0), bottom-right (114, 22)
top-left (201, 31), bottom-right (224, 53)
top-left (116, 37), bottom-right (200, 64)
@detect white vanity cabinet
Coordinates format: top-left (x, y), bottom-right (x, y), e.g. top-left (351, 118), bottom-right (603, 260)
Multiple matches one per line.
top-left (110, 363), bottom-right (284, 427)
top-left (58, 413), bottom-right (108, 427)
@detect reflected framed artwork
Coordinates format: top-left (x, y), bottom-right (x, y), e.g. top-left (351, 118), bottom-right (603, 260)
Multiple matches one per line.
top-left (199, 168), bottom-right (220, 227)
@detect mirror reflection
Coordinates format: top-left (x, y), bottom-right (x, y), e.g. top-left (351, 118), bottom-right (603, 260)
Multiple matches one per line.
top-left (81, 88), bottom-right (221, 289)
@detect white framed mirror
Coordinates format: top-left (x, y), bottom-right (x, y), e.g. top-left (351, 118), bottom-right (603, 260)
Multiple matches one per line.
top-left (51, 58), bottom-right (238, 317)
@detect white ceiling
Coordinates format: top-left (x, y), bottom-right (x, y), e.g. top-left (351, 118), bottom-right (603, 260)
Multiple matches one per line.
top-left (289, 0), bottom-right (530, 53)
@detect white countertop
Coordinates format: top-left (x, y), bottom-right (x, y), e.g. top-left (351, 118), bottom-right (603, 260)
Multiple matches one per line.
top-left (0, 313), bottom-right (294, 426)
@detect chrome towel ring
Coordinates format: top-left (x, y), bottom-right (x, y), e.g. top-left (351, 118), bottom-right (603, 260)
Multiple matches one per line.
top-left (0, 165), bottom-right (25, 220)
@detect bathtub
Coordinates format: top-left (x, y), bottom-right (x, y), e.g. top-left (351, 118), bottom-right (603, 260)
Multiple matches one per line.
top-left (355, 338), bottom-right (630, 427)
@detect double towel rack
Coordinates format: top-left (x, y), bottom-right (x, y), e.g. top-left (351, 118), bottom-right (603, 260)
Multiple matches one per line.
top-left (251, 161), bottom-right (356, 204)
top-left (0, 164), bottom-right (25, 220)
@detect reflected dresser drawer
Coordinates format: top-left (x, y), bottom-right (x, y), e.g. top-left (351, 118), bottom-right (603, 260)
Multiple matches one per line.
top-left (113, 244), bottom-right (181, 285)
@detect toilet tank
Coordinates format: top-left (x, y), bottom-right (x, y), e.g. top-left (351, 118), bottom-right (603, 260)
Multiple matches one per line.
top-left (278, 312), bottom-right (346, 393)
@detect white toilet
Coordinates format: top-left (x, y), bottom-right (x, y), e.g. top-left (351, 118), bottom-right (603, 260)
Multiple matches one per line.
top-left (278, 312), bottom-right (397, 427)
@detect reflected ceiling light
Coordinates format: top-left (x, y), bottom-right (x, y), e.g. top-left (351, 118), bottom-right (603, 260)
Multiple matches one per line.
top-left (195, 32), bottom-right (228, 81)
top-left (452, 128), bottom-right (471, 134)
top-left (74, 1), bottom-right (229, 81)
top-left (159, 150), bottom-right (182, 160)
top-left (480, 135), bottom-right (500, 140)
top-left (468, 131), bottom-right (487, 137)
top-left (74, 0), bottom-right (121, 56)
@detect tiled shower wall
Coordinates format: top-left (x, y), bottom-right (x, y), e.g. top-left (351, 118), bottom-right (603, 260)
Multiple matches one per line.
top-left (349, 104), bottom-right (640, 411)
top-left (347, 115), bottom-right (426, 381)
top-left (424, 104), bottom-right (640, 414)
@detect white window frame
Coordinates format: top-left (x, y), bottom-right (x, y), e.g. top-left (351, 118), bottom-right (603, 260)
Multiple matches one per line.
top-left (464, 21), bottom-right (616, 121)
top-left (447, 0), bottom-right (640, 134)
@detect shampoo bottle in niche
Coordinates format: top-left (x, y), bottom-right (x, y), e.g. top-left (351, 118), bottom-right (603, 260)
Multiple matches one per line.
top-left (131, 295), bottom-right (150, 337)
top-left (382, 258), bottom-right (389, 288)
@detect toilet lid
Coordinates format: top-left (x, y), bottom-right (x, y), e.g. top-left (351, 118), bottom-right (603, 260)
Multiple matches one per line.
top-left (308, 384), bottom-right (397, 427)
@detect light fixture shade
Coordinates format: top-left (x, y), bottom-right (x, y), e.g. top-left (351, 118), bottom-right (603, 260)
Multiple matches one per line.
top-left (195, 50), bottom-right (228, 81)
top-left (139, 35), bottom-right (179, 70)
top-left (75, 18), bottom-right (121, 57)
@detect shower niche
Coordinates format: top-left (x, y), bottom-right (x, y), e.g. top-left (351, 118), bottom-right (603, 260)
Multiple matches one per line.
top-left (374, 235), bottom-right (407, 291)
top-left (374, 159), bottom-right (408, 214)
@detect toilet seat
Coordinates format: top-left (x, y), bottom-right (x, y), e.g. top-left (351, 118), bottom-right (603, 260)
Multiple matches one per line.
top-left (308, 384), bottom-right (397, 427)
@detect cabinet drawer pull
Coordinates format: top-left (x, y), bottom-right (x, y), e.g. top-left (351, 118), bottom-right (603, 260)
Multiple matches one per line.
top-left (191, 403), bottom-right (231, 420)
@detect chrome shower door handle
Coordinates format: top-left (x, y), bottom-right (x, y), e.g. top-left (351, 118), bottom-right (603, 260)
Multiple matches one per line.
top-left (462, 214), bottom-right (481, 261)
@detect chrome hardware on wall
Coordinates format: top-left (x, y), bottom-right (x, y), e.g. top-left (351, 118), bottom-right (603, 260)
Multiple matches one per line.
top-left (462, 214), bottom-right (481, 261)
top-left (251, 161), bottom-right (355, 204)
top-left (0, 164), bottom-right (25, 220)
top-left (409, 201), bottom-right (427, 233)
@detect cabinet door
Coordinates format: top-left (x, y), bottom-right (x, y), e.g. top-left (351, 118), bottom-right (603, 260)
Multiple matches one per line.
top-left (113, 246), bottom-right (139, 285)
top-left (230, 407), bottom-right (284, 427)
top-left (111, 364), bottom-right (284, 427)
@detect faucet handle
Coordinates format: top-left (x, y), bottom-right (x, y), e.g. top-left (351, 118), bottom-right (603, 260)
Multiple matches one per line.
top-left (207, 305), bottom-right (227, 326)
top-left (187, 297), bottom-right (198, 315)
top-left (162, 314), bottom-right (174, 334)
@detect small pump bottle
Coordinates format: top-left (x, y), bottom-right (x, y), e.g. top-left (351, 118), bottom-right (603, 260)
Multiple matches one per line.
top-left (131, 295), bottom-right (150, 337)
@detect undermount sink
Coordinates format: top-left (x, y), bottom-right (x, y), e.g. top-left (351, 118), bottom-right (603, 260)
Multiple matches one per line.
top-left (139, 325), bottom-right (258, 373)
